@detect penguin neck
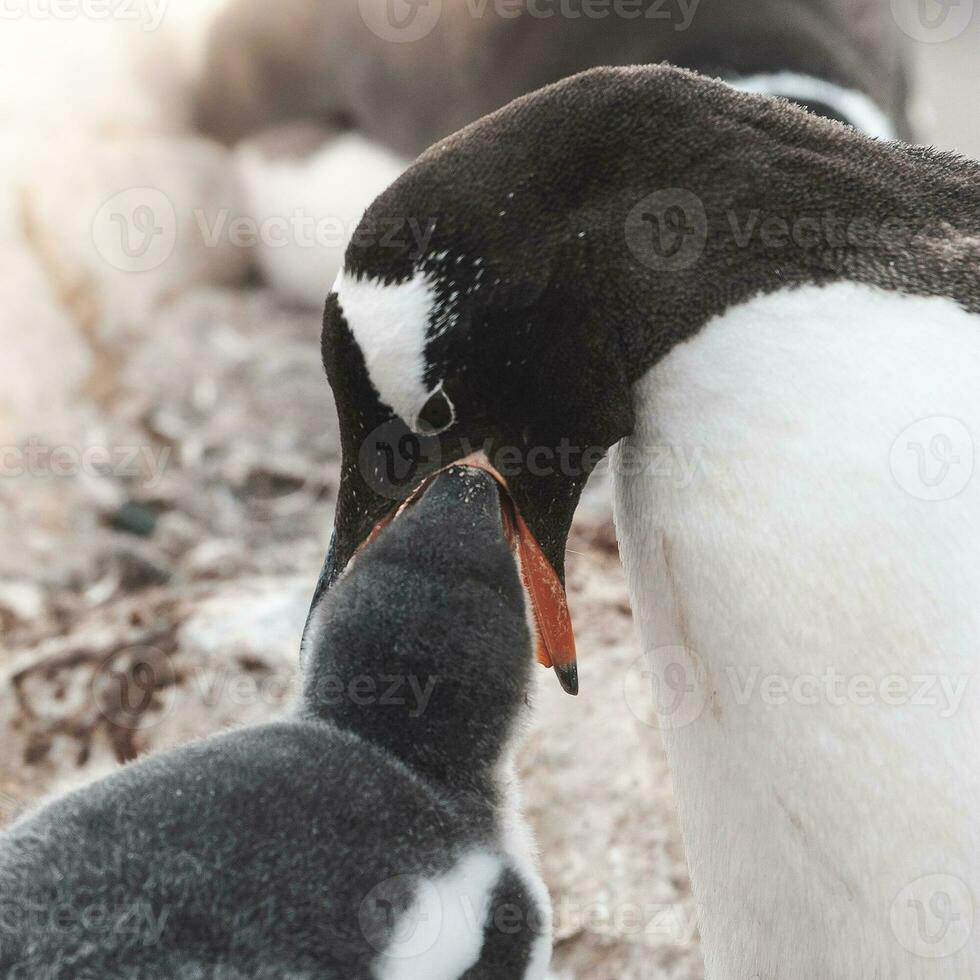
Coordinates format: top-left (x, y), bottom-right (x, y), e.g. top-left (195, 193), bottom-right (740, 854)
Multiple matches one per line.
top-left (573, 81), bottom-right (980, 379)
top-left (299, 579), bottom-right (533, 806)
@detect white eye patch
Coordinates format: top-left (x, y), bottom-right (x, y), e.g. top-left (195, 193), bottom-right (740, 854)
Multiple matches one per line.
top-left (333, 268), bottom-right (441, 430)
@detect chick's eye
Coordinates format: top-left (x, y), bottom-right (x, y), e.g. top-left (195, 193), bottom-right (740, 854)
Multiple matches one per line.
top-left (416, 387), bottom-right (455, 435)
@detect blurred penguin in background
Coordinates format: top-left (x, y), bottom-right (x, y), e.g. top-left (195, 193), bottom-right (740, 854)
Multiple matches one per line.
top-left (192, 0), bottom-right (912, 306)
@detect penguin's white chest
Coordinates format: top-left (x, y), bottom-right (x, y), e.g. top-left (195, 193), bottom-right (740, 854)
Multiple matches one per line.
top-left (371, 851), bottom-right (503, 980)
top-left (612, 282), bottom-right (980, 980)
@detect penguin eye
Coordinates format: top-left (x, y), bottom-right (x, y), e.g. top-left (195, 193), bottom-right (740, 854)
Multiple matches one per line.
top-left (416, 387), bottom-right (455, 435)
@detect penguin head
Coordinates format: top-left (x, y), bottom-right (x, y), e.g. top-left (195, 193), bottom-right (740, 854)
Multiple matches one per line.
top-left (320, 68), bottom-right (714, 694)
top-left (302, 465), bottom-right (535, 789)
top-left (321, 62), bottom-right (902, 662)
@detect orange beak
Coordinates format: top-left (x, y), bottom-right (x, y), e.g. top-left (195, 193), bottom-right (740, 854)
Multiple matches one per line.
top-left (355, 452), bottom-right (579, 695)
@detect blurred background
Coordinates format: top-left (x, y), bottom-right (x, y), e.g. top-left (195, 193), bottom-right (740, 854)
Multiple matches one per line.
top-left (0, 2), bottom-right (977, 976)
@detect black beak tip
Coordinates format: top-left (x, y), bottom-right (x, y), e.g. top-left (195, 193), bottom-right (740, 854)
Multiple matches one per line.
top-left (555, 662), bottom-right (579, 697)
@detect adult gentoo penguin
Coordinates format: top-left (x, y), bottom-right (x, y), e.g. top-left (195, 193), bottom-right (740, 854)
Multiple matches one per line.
top-left (194, 0), bottom-right (912, 307)
top-left (0, 468), bottom-right (553, 979)
top-left (318, 66), bottom-right (980, 978)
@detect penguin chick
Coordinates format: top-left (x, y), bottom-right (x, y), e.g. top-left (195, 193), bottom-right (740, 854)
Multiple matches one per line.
top-left (0, 467), bottom-right (552, 980)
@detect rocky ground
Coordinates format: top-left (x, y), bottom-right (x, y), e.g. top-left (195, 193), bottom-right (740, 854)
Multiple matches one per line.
top-left (0, 5), bottom-right (976, 978)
